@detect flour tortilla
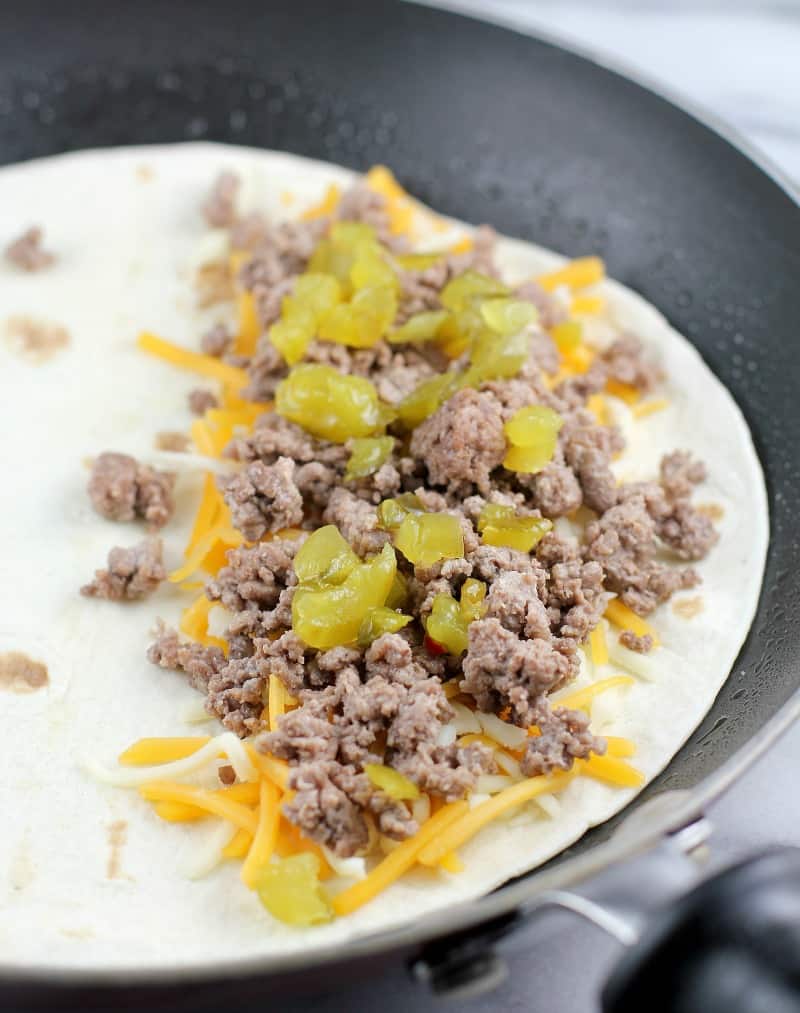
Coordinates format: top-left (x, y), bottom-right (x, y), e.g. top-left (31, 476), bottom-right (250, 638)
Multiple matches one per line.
top-left (0, 143), bottom-right (767, 971)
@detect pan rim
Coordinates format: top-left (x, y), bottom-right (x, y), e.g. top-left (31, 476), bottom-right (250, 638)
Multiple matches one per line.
top-left (3, 4), bottom-right (799, 989)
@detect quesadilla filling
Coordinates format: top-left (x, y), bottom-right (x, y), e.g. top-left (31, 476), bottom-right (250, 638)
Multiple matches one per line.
top-left (79, 167), bottom-right (718, 924)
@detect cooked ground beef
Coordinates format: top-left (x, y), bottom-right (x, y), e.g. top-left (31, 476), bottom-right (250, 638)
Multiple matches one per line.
top-left (619, 630), bottom-right (654, 654)
top-left (202, 170), bottom-right (240, 228)
top-left (218, 458), bottom-right (304, 541)
top-left (133, 168), bottom-right (723, 856)
top-left (410, 388), bottom-right (507, 494)
top-left (5, 225), bottom-right (54, 271)
top-left (88, 452), bottom-right (175, 529)
top-left (81, 537), bottom-right (165, 600)
top-left (188, 388), bottom-right (218, 415)
top-left (147, 620), bottom-right (226, 693)
top-left (200, 323), bottom-right (232, 358)
top-left (520, 705), bottom-right (605, 776)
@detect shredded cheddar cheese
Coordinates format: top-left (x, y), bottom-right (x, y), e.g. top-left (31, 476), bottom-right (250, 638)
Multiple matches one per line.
top-left (301, 182), bottom-right (341, 221)
top-left (241, 779), bottom-right (281, 888)
top-left (586, 393), bottom-right (608, 426)
top-left (571, 294), bottom-right (605, 315)
top-left (332, 801), bottom-right (469, 916)
top-left (118, 737), bottom-right (212, 766)
top-left (448, 236), bottom-right (474, 255)
top-left (632, 397), bottom-right (670, 419)
top-left (605, 737), bottom-right (637, 759)
top-left (138, 782), bottom-right (259, 834)
top-left (365, 166), bottom-right (416, 235)
top-left (137, 331), bottom-right (249, 389)
top-left (268, 674), bottom-right (286, 732)
top-left (245, 744), bottom-right (290, 791)
top-left (605, 378), bottom-right (641, 405)
top-left (223, 827), bottom-right (254, 859)
top-left (538, 257), bottom-right (605, 293)
top-left (553, 675), bottom-right (635, 713)
top-left (589, 624), bottom-right (609, 668)
top-left (185, 474), bottom-right (222, 557)
top-left (234, 290), bottom-right (260, 357)
top-left (582, 754), bottom-right (645, 788)
top-left (605, 599), bottom-right (657, 641)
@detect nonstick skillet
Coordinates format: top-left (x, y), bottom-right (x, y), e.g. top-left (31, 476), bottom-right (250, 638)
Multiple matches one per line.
top-left (2, 1), bottom-right (800, 1010)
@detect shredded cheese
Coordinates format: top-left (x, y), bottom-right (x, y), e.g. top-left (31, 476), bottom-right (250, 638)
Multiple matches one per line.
top-left (138, 782), bottom-right (259, 834)
top-left (582, 754), bottom-right (645, 788)
top-left (418, 772), bottom-right (576, 868)
top-left (438, 851), bottom-right (464, 874)
top-left (137, 331), bottom-right (249, 388)
top-left (118, 736), bottom-right (211, 766)
top-left (185, 474), bottom-right (222, 556)
top-left (150, 782), bottom-right (260, 823)
top-left (552, 674), bottom-right (635, 713)
top-left (631, 397), bottom-right (670, 419)
top-left (605, 599), bottom-right (657, 641)
top-left (365, 166), bottom-right (416, 235)
top-left (332, 802), bottom-right (469, 916)
top-left (448, 236), bottom-right (474, 255)
top-left (586, 393), bottom-right (608, 426)
top-left (223, 827), bottom-right (253, 859)
top-left (589, 624), bottom-right (609, 668)
top-left (234, 290), bottom-right (260, 357)
top-left (301, 182), bottom-right (341, 221)
top-left (605, 737), bottom-right (636, 759)
top-left (605, 379), bottom-right (641, 405)
top-left (168, 523), bottom-right (242, 583)
top-left (538, 257), bottom-right (605, 293)
top-left (241, 779), bottom-right (281, 889)
top-left (245, 744), bottom-right (290, 791)
top-left (268, 674), bottom-right (286, 732)
top-left (571, 294), bottom-right (605, 315)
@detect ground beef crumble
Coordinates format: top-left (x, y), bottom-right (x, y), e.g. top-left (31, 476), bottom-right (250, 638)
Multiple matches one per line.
top-left (81, 537), bottom-right (166, 600)
top-left (123, 169), bottom-right (722, 857)
top-left (88, 452), bottom-right (175, 529)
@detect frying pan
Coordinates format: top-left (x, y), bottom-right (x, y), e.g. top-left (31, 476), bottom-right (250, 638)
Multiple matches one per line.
top-left (2, 1), bottom-right (800, 1009)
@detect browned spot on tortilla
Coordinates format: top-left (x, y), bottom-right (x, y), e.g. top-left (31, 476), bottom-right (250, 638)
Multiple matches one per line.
top-left (155, 430), bottom-right (191, 453)
top-left (195, 259), bottom-right (234, 308)
top-left (672, 595), bottom-right (704, 619)
top-left (4, 315), bottom-right (70, 363)
top-left (136, 164), bottom-right (154, 182)
top-left (106, 820), bottom-right (128, 880)
top-left (697, 502), bottom-right (724, 522)
top-left (0, 651), bottom-right (49, 693)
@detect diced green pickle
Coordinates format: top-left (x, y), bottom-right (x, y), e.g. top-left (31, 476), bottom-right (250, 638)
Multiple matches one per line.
top-left (350, 248), bottom-right (398, 292)
top-left (394, 512), bottom-right (464, 567)
top-left (425, 594), bottom-right (469, 655)
top-left (397, 371), bottom-right (463, 428)
top-left (459, 577), bottom-right (488, 622)
top-left (440, 271), bottom-right (509, 313)
top-left (466, 328), bottom-right (529, 384)
top-left (345, 436), bottom-right (395, 481)
top-left (292, 543), bottom-right (397, 649)
top-left (257, 853), bottom-right (331, 926)
top-left (364, 763), bottom-right (420, 799)
top-left (377, 493), bottom-right (424, 530)
top-left (269, 302), bottom-right (317, 366)
top-left (387, 310), bottom-right (449, 345)
top-left (276, 364), bottom-right (386, 442)
top-left (503, 405), bottom-right (564, 474)
top-left (436, 307), bottom-right (484, 359)
top-left (477, 503), bottom-right (553, 552)
top-left (385, 570), bottom-right (409, 610)
top-left (480, 297), bottom-right (537, 335)
top-left (293, 525), bottom-right (360, 586)
top-left (290, 273), bottom-right (343, 322)
top-left (395, 252), bottom-right (442, 271)
top-left (318, 284), bottom-right (397, 348)
top-left (357, 606), bottom-right (412, 647)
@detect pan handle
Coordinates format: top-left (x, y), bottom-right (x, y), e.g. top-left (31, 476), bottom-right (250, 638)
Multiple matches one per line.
top-left (602, 847), bottom-right (800, 1013)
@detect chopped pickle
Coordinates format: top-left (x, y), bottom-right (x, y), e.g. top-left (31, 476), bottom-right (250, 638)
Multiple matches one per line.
top-left (477, 503), bottom-right (554, 552)
top-left (257, 853), bottom-right (332, 926)
top-left (357, 606), bottom-right (412, 647)
top-left (364, 763), bottom-right (420, 800)
top-left (318, 284), bottom-right (397, 349)
top-left (440, 271), bottom-right (509, 313)
top-left (350, 247), bottom-right (398, 291)
top-left (394, 512), bottom-right (464, 567)
top-left (385, 570), bottom-right (409, 610)
top-left (436, 307), bottom-right (484, 359)
top-left (395, 252), bottom-right (442, 271)
top-left (551, 320), bottom-right (582, 351)
top-left (425, 594), bottom-right (469, 655)
top-left (276, 364), bottom-right (386, 442)
top-left (425, 580), bottom-right (487, 655)
top-left (290, 273), bottom-right (343, 322)
top-left (466, 327), bottom-right (529, 384)
top-left (397, 371), bottom-right (463, 428)
top-left (459, 578), bottom-right (488, 622)
top-left (292, 543), bottom-right (397, 649)
top-left (293, 525), bottom-right (360, 587)
top-left (307, 221), bottom-right (378, 295)
top-left (377, 493), bottom-right (424, 530)
top-left (387, 309), bottom-right (449, 345)
top-left (269, 302), bottom-right (316, 366)
top-left (480, 297), bottom-right (537, 335)
top-left (345, 436), bottom-right (395, 481)
top-left (503, 405), bottom-right (563, 474)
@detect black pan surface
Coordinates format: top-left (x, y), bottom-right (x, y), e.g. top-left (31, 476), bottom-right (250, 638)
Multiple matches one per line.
top-left (2, 0), bottom-right (799, 1003)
